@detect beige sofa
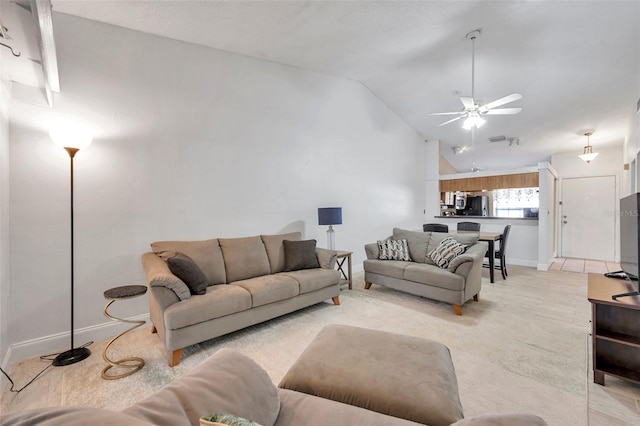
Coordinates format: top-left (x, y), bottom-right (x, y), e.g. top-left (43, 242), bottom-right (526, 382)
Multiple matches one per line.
top-left (364, 228), bottom-right (487, 315)
top-left (141, 231), bottom-right (341, 366)
top-left (0, 326), bottom-right (547, 426)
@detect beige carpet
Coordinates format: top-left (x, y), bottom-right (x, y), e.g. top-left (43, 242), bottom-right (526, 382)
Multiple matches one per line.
top-left (2, 267), bottom-right (639, 425)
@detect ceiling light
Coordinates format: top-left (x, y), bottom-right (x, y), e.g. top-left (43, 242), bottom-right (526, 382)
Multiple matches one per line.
top-left (462, 113), bottom-right (485, 130)
top-left (452, 146), bottom-right (469, 155)
top-left (578, 132), bottom-right (599, 163)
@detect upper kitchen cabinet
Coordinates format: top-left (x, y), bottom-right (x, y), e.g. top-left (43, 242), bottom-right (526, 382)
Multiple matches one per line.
top-left (1, 0), bottom-right (59, 107)
top-left (439, 172), bottom-right (539, 193)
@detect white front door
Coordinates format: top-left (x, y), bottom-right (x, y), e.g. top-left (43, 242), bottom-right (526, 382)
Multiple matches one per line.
top-left (561, 175), bottom-right (616, 261)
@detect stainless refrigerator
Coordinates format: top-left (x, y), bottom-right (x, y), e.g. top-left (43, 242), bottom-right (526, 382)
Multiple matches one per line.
top-left (466, 196), bottom-right (488, 216)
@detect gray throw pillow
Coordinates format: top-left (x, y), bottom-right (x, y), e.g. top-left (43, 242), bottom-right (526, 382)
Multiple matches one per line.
top-left (283, 239), bottom-right (321, 271)
top-left (166, 252), bottom-right (208, 295)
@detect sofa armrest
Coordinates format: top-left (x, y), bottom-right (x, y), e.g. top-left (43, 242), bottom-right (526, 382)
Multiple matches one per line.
top-left (450, 413), bottom-right (547, 426)
top-left (447, 242), bottom-right (487, 274)
top-left (447, 254), bottom-right (475, 274)
top-left (123, 348), bottom-right (280, 426)
top-left (364, 243), bottom-right (379, 260)
top-left (316, 247), bottom-right (337, 269)
top-left (141, 252), bottom-right (191, 301)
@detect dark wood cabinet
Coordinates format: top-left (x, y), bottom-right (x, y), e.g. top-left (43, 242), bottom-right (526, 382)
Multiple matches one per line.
top-left (588, 273), bottom-right (640, 385)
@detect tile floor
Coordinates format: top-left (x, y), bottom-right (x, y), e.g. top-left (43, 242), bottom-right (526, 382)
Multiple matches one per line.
top-left (550, 258), bottom-right (621, 274)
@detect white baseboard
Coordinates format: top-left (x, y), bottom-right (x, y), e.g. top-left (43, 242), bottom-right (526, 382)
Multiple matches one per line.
top-left (537, 260), bottom-right (553, 271)
top-left (2, 313), bottom-right (150, 368)
top-left (508, 258), bottom-right (538, 268)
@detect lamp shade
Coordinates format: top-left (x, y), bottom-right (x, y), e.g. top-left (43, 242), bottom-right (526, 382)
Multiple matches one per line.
top-left (318, 207), bottom-right (342, 225)
top-left (49, 123), bottom-right (93, 150)
top-left (578, 132), bottom-right (598, 164)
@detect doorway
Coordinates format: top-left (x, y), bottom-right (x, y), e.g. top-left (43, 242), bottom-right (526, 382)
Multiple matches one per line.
top-left (560, 175), bottom-right (616, 261)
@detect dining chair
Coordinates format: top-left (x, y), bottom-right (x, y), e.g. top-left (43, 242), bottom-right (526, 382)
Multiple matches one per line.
top-left (485, 224), bottom-right (511, 280)
top-left (457, 222), bottom-right (481, 232)
top-left (423, 223), bottom-right (449, 233)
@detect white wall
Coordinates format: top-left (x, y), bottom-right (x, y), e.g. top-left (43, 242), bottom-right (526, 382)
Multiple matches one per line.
top-left (0, 78), bottom-right (10, 371)
top-left (537, 163), bottom-right (558, 270)
top-left (5, 14), bottom-right (425, 363)
top-left (551, 145), bottom-right (623, 178)
top-left (623, 101), bottom-right (640, 195)
top-left (425, 140), bottom-right (440, 219)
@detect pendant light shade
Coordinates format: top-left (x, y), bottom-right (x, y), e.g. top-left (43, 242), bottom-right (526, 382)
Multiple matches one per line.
top-left (578, 132), bottom-right (599, 163)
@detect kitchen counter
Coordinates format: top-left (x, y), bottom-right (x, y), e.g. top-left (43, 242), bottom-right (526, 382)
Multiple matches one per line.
top-left (435, 215), bottom-right (538, 221)
top-left (429, 216), bottom-right (539, 268)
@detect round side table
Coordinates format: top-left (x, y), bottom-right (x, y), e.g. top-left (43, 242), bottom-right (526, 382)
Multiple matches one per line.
top-left (101, 285), bottom-right (147, 380)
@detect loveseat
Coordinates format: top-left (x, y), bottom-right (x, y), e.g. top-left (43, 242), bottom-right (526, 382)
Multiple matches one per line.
top-left (0, 326), bottom-right (547, 426)
top-left (364, 228), bottom-right (487, 315)
top-left (141, 231), bottom-right (341, 366)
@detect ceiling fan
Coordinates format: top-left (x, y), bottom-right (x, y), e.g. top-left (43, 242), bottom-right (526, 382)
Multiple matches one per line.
top-left (430, 29), bottom-right (522, 129)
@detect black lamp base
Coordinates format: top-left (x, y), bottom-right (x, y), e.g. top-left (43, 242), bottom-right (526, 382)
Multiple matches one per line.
top-left (52, 347), bottom-right (91, 367)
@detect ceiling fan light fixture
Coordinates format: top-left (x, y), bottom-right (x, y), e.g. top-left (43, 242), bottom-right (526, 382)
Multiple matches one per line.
top-left (578, 132), bottom-right (599, 163)
top-left (463, 113), bottom-right (485, 130)
top-left (429, 30), bottom-right (522, 128)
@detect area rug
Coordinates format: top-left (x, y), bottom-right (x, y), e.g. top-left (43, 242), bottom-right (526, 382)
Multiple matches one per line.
top-left (2, 267), bottom-right (589, 425)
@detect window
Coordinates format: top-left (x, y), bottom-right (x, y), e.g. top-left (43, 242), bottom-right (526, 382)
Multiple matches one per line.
top-left (493, 188), bottom-right (539, 218)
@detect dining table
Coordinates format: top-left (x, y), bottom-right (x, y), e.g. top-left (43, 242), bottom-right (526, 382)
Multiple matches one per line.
top-left (454, 230), bottom-right (503, 283)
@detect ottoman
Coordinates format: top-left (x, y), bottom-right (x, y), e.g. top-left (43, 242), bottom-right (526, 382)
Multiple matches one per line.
top-left (278, 325), bottom-right (464, 426)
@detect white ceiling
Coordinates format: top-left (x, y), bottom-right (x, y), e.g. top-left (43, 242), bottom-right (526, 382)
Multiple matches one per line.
top-left (50, 0), bottom-right (640, 172)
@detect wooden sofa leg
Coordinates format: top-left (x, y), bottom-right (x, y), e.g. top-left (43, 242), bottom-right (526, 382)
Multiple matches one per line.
top-left (332, 296), bottom-right (341, 305)
top-left (452, 304), bottom-right (462, 316)
top-left (364, 281), bottom-right (372, 289)
top-left (151, 325), bottom-right (157, 334)
top-left (473, 294), bottom-right (479, 302)
top-left (169, 349), bottom-right (183, 367)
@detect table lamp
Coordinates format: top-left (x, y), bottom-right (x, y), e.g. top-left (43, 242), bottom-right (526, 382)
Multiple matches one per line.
top-left (318, 207), bottom-right (342, 250)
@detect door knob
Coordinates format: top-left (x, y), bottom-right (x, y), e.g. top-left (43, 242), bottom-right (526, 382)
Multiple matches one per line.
top-left (563, 220), bottom-right (568, 224)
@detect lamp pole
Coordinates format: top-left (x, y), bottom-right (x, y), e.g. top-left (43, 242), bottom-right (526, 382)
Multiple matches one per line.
top-left (49, 128), bottom-right (92, 366)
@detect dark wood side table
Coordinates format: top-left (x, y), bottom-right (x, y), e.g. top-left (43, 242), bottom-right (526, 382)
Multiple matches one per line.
top-left (587, 273), bottom-right (640, 385)
top-left (101, 285), bottom-right (147, 380)
top-left (335, 251), bottom-right (353, 290)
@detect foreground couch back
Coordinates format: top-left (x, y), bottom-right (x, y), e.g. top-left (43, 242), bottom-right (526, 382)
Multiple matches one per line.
top-left (0, 347), bottom-right (547, 426)
top-left (142, 232), bottom-right (341, 365)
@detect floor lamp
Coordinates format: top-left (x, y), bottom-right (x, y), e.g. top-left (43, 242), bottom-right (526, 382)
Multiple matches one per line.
top-left (49, 126), bottom-right (92, 366)
top-left (318, 207), bottom-right (342, 250)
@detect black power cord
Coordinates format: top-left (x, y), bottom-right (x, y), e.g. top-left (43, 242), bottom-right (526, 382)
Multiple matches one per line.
top-left (0, 363), bottom-right (52, 393)
top-left (0, 341), bottom-right (93, 393)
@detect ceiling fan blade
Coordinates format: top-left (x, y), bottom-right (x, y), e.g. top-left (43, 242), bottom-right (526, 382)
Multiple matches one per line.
top-left (460, 97), bottom-right (475, 109)
top-left (480, 93), bottom-right (522, 111)
top-left (429, 112), bottom-right (464, 116)
top-left (438, 115), bottom-right (465, 127)
top-left (483, 108), bottom-right (522, 115)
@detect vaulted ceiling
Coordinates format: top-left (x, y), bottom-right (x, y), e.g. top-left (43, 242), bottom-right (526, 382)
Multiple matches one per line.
top-left (51, 0), bottom-right (640, 172)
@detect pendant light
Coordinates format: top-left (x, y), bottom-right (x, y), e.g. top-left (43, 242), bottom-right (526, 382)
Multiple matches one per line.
top-left (579, 132), bottom-right (599, 163)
